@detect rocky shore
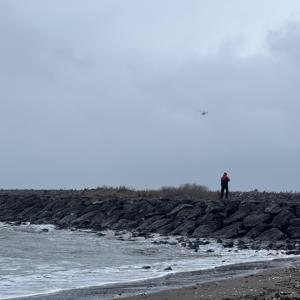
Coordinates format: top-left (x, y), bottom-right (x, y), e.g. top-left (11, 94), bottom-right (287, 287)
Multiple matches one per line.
top-left (121, 262), bottom-right (300, 300)
top-left (0, 188), bottom-right (300, 251)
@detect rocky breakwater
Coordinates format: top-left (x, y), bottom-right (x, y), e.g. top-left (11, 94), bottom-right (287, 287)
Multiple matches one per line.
top-left (0, 189), bottom-right (299, 251)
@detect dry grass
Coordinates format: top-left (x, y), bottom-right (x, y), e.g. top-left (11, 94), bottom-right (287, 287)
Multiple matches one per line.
top-left (83, 184), bottom-right (217, 200)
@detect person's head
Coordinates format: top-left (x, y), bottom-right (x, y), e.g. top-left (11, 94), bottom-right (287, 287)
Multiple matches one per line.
top-left (223, 172), bottom-right (227, 176)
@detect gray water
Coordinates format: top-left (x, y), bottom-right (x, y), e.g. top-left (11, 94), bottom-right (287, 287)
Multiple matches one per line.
top-left (0, 222), bottom-right (289, 299)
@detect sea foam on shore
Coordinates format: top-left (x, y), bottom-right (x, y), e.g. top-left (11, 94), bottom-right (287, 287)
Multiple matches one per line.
top-left (0, 222), bottom-right (293, 299)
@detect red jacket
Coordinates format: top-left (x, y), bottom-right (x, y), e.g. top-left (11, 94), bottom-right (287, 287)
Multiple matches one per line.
top-left (221, 175), bottom-right (230, 187)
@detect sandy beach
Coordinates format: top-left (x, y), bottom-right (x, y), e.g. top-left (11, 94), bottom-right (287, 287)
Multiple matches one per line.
top-left (11, 258), bottom-right (300, 300)
top-left (122, 262), bottom-right (300, 300)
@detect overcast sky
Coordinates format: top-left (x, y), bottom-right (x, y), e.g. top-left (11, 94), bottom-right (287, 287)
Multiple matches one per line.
top-left (1, 1), bottom-right (300, 191)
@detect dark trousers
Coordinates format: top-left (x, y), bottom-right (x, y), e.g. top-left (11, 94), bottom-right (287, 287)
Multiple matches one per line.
top-left (221, 186), bottom-right (229, 199)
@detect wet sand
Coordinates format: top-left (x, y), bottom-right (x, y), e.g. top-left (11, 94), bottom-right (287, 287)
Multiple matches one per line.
top-left (122, 262), bottom-right (300, 300)
top-left (12, 258), bottom-right (300, 300)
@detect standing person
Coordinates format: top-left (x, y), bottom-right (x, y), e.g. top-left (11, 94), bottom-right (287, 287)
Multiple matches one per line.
top-left (221, 172), bottom-right (230, 200)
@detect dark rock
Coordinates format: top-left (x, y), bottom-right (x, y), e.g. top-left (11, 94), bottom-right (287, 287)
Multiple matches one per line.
top-left (100, 214), bottom-right (124, 229)
top-left (0, 189), bottom-right (299, 251)
top-left (57, 214), bottom-right (77, 227)
top-left (245, 224), bottom-right (271, 239)
top-left (273, 241), bottom-right (287, 250)
top-left (243, 213), bottom-right (271, 229)
top-left (146, 218), bottom-right (173, 232)
top-left (71, 211), bottom-right (97, 227)
top-left (223, 200), bottom-right (240, 216)
top-left (135, 216), bottom-right (163, 231)
top-left (167, 204), bottom-right (194, 217)
top-left (192, 221), bottom-right (222, 237)
top-left (154, 198), bottom-right (179, 214)
top-left (205, 202), bottom-right (226, 214)
top-left (196, 212), bottom-right (225, 226)
top-left (144, 212), bottom-right (165, 219)
top-left (237, 240), bottom-right (248, 250)
top-left (186, 240), bottom-right (201, 250)
top-left (223, 202), bottom-right (257, 226)
top-left (90, 213), bottom-right (106, 230)
top-left (111, 218), bottom-right (137, 230)
top-left (286, 250), bottom-right (300, 255)
top-left (264, 203), bottom-right (283, 215)
top-left (171, 220), bottom-right (195, 235)
top-left (176, 207), bottom-right (204, 220)
top-left (156, 222), bottom-right (176, 235)
top-left (289, 218), bottom-right (300, 226)
top-left (257, 228), bottom-right (285, 241)
top-left (295, 205), bottom-right (300, 217)
top-left (164, 266), bottom-right (173, 271)
top-left (176, 237), bottom-right (185, 243)
top-left (213, 222), bottom-right (244, 239)
top-left (286, 226), bottom-right (300, 239)
top-left (152, 240), bottom-right (169, 245)
top-left (223, 241), bottom-right (234, 248)
top-left (142, 266), bottom-right (151, 269)
top-left (271, 209), bottom-right (295, 229)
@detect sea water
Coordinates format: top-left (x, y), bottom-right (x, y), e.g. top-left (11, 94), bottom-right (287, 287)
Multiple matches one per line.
top-left (0, 222), bottom-right (289, 299)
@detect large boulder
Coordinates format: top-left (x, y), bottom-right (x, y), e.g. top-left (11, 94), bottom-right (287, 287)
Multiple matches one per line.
top-left (192, 221), bottom-right (222, 237)
top-left (245, 224), bottom-right (271, 239)
top-left (101, 213), bottom-right (126, 228)
top-left (70, 211), bottom-right (98, 227)
top-left (257, 228), bottom-right (285, 241)
top-left (148, 198), bottom-right (178, 214)
top-left (90, 213), bottom-right (106, 230)
top-left (110, 218), bottom-right (138, 230)
top-left (243, 213), bottom-right (271, 229)
top-left (271, 209), bottom-right (295, 229)
top-left (145, 218), bottom-right (173, 232)
top-left (57, 214), bottom-right (77, 227)
top-left (205, 202), bottom-right (226, 214)
top-left (264, 203), bottom-right (283, 215)
top-left (286, 226), bottom-right (300, 239)
top-left (176, 207), bottom-right (204, 220)
top-left (171, 220), bottom-right (196, 235)
top-left (213, 222), bottom-right (245, 239)
top-left (155, 222), bottom-right (176, 235)
top-left (223, 202), bottom-right (258, 226)
top-left (289, 218), bottom-right (300, 226)
top-left (223, 200), bottom-right (240, 216)
top-left (196, 212), bottom-right (225, 226)
top-left (167, 204), bottom-right (194, 217)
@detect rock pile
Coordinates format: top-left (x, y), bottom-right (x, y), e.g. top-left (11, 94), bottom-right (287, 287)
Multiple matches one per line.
top-left (0, 190), bottom-right (299, 250)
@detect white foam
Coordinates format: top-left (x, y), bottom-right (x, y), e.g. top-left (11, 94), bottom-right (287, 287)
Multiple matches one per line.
top-left (0, 224), bottom-right (294, 299)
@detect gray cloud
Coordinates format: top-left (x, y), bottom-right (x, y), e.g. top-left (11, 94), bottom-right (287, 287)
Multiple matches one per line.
top-left (0, 1), bottom-right (300, 191)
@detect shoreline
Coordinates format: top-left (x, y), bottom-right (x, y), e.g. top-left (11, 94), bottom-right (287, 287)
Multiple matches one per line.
top-left (1, 189), bottom-right (300, 299)
top-left (122, 261), bottom-right (300, 300)
top-left (9, 257), bottom-right (300, 300)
